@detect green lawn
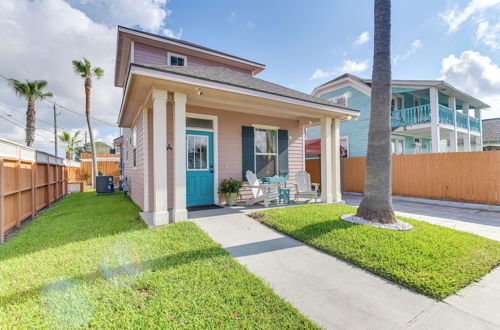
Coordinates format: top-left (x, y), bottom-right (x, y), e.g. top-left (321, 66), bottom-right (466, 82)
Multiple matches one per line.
top-left (0, 192), bottom-right (316, 329)
top-left (252, 204), bottom-right (500, 300)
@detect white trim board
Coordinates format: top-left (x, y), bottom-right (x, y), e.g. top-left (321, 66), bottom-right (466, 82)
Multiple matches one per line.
top-left (186, 112), bottom-right (219, 205)
top-left (118, 65), bottom-right (359, 125)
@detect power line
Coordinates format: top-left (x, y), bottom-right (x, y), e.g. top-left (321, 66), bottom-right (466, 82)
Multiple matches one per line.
top-left (0, 107), bottom-right (57, 135)
top-left (0, 104), bottom-right (71, 131)
top-left (0, 114), bottom-right (54, 143)
top-left (0, 72), bottom-right (118, 127)
top-left (43, 98), bottom-right (117, 127)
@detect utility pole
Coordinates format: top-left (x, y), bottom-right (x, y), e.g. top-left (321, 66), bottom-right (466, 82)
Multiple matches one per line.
top-left (53, 103), bottom-right (58, 157)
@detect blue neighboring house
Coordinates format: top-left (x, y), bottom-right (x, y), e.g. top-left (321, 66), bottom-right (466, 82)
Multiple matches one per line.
top-left (308, 74), bottom-right (490, 157)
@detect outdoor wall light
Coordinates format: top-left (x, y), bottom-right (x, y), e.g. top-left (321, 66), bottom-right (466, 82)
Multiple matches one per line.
top-left (347, 115), bottom-right (352, 120)
top-left (195, 87), bottom-right (203, 96)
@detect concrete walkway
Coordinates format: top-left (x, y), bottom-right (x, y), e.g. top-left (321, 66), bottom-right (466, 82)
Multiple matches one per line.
top-left (344, 194), bottom-right (500, 242)
top-left (191, 206), bottom-right (500, 329)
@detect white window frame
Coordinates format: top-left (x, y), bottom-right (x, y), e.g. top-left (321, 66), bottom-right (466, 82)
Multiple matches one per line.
top-left (340, 136), bottom-right (349, 158)
top-left (390, 135), bottom-right (405, 155)
top-left (413, 96), bottom-right (421, 107)
top-left (329, 95), bottom-right (348, 107)
top-left (391, 95), bottom-right (405, 110)
top-left (167, 52), bottom-right (187, 67)
top-left (186, 134), bottom-right (209, 171)
top-left (186, 112), bottom-right (219, 205)
top-left (132, 127), bottom-right (137, 169)
top-left (254, 127), bottom-right (279, 178)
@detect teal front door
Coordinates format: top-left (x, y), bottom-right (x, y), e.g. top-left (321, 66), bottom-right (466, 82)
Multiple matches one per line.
top-left (186, 130), bottom-right (214, 206)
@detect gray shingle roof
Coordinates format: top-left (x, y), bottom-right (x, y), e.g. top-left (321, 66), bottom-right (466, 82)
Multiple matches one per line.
top-left (482, 118), bottom-right (500, 143)
top-left (134, 64), bottom-right (358, 113)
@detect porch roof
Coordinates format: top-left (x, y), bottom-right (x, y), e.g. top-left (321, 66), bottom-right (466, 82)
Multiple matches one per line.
top-left (118, 64), bottom-right (360, 127)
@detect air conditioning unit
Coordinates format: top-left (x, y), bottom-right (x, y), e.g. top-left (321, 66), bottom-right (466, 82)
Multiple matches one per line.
top-left (96, 176), bottom-right (114, 194)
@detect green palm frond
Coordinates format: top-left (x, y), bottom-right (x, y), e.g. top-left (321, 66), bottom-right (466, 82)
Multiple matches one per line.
top-left (93, 67), bottom-right (104, 79)
top-left (8, 78), bottom-right (52, 101)
top-left (72, 57), bottom-right (104, 80)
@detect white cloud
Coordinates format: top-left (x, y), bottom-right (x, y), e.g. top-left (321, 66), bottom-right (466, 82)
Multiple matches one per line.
top-left (393, 39), bottom-right (423, 64)
top-left (0, 0), bottom-right (175, 156)
top-left (440, 50), bottom-right (500, 117)
top-left (353, 31), bottom-right (370, 46)
top-left (475, 20), bottom-right (500, 49)
top-left (310, 69), bottom-right (330, 80)
top-left (163, 27), bottom-right (183, 39)
top-left (309, 60), bottom-right (369, 80)
top-left (440, 0), bottom-right (500, 32)
top-left (340, 60), bottom-right (369, 73)
top-left (65, 0), bottom-right (171, 33)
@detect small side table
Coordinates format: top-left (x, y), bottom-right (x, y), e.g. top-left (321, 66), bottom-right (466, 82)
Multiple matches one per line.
top-left (278, 187), bottom-right (291, 204)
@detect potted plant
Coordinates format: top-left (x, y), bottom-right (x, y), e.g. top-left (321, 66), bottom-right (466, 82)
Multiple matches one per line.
top-left (83, 171), bottom-right (90, 185)
top-left (218, 178), bottom-right (242, 206)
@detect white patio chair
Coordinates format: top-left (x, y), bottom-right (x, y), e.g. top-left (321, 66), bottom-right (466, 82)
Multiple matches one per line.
top-left (244, 170), bottom-right (278, 207)
top-left (294, 170), bottom-right (319, 203)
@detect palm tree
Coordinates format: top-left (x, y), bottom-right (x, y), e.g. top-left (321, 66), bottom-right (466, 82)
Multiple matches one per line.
top-left (72, 58), bottom-right (103, 188)
top-left (355, 0), bottom-right (396, 224)
top-left (8, 79), bottom-right (53, 147)
top-left (58, 130), bottom-right (82, 160)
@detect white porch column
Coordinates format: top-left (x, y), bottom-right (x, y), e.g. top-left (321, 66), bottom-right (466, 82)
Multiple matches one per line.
top-left (463, 102), bottom-right (471, 151)
top-left (320, 117), bottom-right (333, 203)
top-left (429, 87), bottom-right (441, 153)
top-left (152, 89), bottom-right (169, 225)
top-left (143, 107), bottom-right (149, 211)
top-left (331, 118), bottom-right (342, 202)
top-left (449, 96), bottom-right (458, 152)
top-left (173, 92), bottom-right (188, 222)
top-left (475, 108), bottom-right (483, 151)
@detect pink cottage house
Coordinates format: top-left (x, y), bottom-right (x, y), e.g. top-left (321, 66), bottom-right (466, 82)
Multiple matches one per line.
top-left (115, 26), bottom-right (359, 225)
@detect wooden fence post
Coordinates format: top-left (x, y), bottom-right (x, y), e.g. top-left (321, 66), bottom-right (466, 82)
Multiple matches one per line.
top-left (16, 160), bottom-right (21, 229)
top-left (31, 161), bottom-right (36, 220)
top-left (0, 159), bottom-right (4, 244)
top-left (46, 163), bottom-right (51, 208)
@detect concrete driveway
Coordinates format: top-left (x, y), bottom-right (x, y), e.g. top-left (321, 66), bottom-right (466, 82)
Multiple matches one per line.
top-left (344, 194), bottom-right (500, 242)
top-left (192, 205), bottom-right (500, 329)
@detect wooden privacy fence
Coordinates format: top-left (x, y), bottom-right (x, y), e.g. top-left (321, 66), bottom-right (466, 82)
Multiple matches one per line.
top-left (80, 153), bottom-right (120, 185)
top-left (342, 151), bottom-right (500, 205)
top-left (0, 139), bottom-right (78, 243)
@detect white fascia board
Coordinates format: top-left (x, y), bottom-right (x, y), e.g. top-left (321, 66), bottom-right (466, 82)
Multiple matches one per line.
top-left (312, 76), bottom-right (372, 97)
top-left (126, 65), bottom-right (360, 117)
top-left (118, 27), bottom-right (265, 70)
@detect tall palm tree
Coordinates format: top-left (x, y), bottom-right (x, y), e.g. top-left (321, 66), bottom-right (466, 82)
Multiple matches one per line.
top-left (58, 130), bottom-right (82, 160)
top-left (8, 79), bottom-right (53, 147)
top-left (72, 58), bottom-right (103, 188)
top-left (356, 0), bottom-right (396, 224)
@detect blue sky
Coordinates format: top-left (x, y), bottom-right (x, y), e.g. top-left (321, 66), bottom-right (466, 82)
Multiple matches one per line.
top-left (0, 0), bottom-right (499, 156)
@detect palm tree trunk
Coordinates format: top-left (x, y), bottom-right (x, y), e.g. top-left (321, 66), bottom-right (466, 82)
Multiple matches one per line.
top-left (25, 99), bottom-right (36, 147)
top-left (356, 0), bottom-right (396, 224)
top-left (85, 79), bottom-right (98, 188)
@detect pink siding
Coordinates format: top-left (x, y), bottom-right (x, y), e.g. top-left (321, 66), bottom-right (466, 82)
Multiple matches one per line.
top-left (134, 43), bottom-right (253, 75)
top-left (134, 103), bottom-right (305, 212)
top-left (123, 111), bottom-right (145, 210)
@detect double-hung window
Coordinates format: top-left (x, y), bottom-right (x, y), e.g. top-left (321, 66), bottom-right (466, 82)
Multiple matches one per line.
top-left (132, 127), bottom-right (137, 167)
top-left (254, 128), bottom-right (278, 178)
top-left (168, 53), bottom-right (187, 67)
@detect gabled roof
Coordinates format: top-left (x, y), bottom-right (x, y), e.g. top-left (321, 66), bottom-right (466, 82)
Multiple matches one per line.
top-left (135, 64), bottom-right (359, 113)
top-left (115, 26), bottom-right (265, 87)
top-left (482, 118), bottom-right (500, 143)
top-left (312, 74), bottom-right (491, 109)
